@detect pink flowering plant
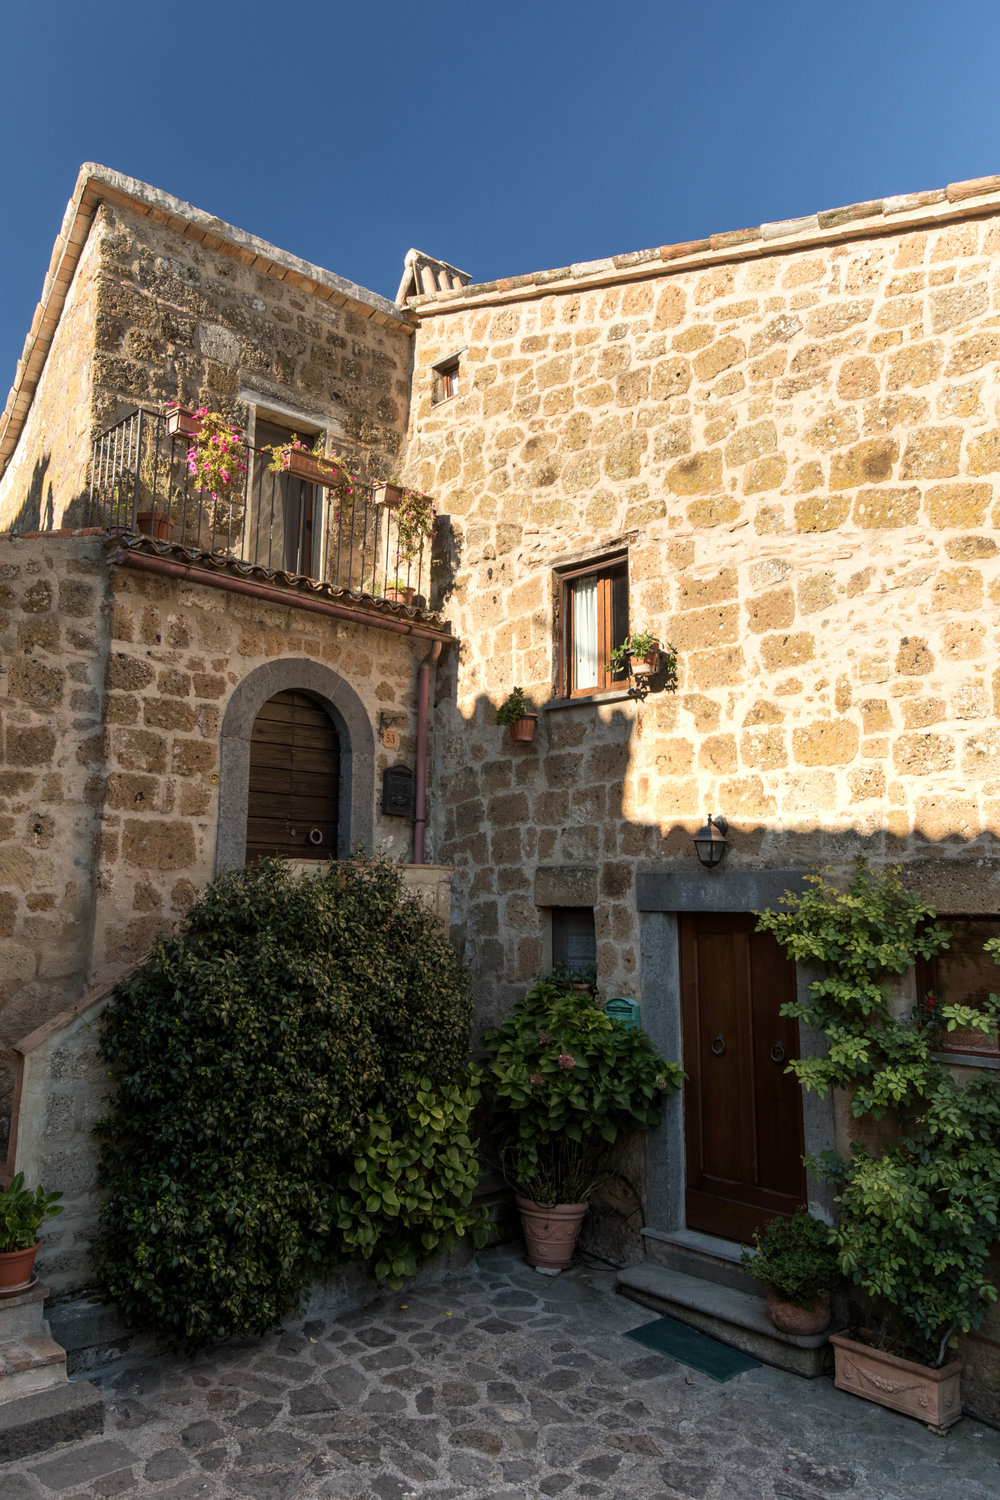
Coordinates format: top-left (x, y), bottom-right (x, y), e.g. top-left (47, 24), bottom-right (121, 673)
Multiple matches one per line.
top-left (482, 974), bottom-right (683, 1205)
top-left (186, 410), bottom-right (248, 515)
top-left (263, 436), bottom-right (360, 512)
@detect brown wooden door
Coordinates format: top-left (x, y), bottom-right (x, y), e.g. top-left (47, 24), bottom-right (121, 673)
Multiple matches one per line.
top-left (246, 690), bottom-right (339, 861)
top-left (680, 913), bottom-right (805, 1242)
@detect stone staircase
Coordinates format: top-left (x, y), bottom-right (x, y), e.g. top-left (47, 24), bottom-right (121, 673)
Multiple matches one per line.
top-left (616, 1227), bottom-right (838, 1378)
top-left (0, 1283), bottom-right (103, 1461)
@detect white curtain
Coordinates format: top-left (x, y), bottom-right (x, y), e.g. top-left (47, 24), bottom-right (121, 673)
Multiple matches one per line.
top-left (573, 575), bottom-right (598, 689)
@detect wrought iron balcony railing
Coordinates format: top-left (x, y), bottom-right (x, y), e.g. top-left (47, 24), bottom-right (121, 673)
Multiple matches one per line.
top-left (86, 408), bottom-right (431, 605)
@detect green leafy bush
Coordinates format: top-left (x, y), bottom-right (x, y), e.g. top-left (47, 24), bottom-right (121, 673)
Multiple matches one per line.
top-left (0, 1173), bottom-right (63, 1252)
top-left (757, 862), bottom-right (1000, 1365)
top-left (94, 855), bottom-right (482, 1346)
top-left (483, 975), bottom-right (684, 1203)
top-left (741, 1208), bottom-right (841, 1307)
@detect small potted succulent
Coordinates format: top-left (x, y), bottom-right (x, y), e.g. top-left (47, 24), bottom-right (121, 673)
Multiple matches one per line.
top-left (741, 1207), bottom-right (841, 1335)
top-left (496, 686), bottom-right (538, 743)
top-left (483, 974), bottom-right (683, 1271)
top-left (0, 1173), bottom-right (64, 1293)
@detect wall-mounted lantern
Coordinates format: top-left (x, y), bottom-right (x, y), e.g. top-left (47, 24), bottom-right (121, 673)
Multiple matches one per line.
top-left (693, 814), bottom-right (729, 869)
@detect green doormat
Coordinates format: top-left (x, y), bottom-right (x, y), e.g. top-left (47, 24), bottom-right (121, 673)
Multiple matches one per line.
top-left (624, 1316), bottom-right (762, 1382)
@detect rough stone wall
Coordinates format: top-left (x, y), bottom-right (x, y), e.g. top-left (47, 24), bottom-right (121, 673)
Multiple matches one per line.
top-left (0, 232), bottom-right (103, 532)
top-left (406, 208), bottom-right (1000, 1024)
top-left (90, 202), bottom-right (412, 483)
top-left (0, 536), bottom-right (110, 1127)
top-left (0, 539), bottom-right (430, 1082)
top-left (2, 198), bottom-right (414, 531)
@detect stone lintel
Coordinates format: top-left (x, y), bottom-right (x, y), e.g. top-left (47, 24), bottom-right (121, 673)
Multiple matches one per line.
top-left (534, 864), bottom-right (599, 908)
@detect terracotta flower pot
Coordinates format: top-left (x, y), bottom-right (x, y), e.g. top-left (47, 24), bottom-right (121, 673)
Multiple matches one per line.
top-left (165, 405), bottom-right (200, 437)
top-left (385, 585), bottom-right (416, 605)
top-left (516, 1196), bottom-right (587, 1270)
top-left (135, 511), bottom-right (174, 541)
top-left (766, 1290), bottom-right (831, 1336)
top-left (829, 1329), bottom-right (963, 1431)
top-left (372, 482), bottom-right (404, 509)
top-left (283, 449), bottom-right (345, 488)
top-left (509, 714), bottom-right (538, 743)
top-left (0, 1241), bottom-right (40, 1295)
top-left (629, 649), bottom-right (660, 678)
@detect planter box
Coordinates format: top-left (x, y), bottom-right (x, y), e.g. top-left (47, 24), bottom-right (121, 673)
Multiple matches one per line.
top-left (830, 1330), bottom-right (963, 1431)
top-left (165, 406), bottom-right (200, 438)
top-left (283, 450), bottom-right (346, 488)
top-left (372, 482), bottom-right (404, 509)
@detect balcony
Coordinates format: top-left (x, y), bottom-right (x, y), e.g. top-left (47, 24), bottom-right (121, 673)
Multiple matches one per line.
top-left (85, 408), bottom-right (433, 610)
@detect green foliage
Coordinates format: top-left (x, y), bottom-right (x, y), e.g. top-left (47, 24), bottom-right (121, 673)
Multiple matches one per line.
top-left (495, 687), bottom-right (532, 726)
top-left (740, 1208), bottom-right (841, 1307)
top-left (0, 1173), bottom-right (63, 1253)
top-left (607, 629), bottom-right (666, 675)
top-left (757, 862), bottom-right (1000, 1364)
top-left (755, 863), bottom-right (952, 1115)
top-left (483, 976), bottom-right (684, 1204)
top-left (328, 1073), bottom-right (489, 1286)
top-left (94, 855), bottom-right (480, 1348)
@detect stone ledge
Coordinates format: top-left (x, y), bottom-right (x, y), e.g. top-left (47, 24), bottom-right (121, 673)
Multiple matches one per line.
top-left (617, 1263), bottom-right (836, 1378)
top-left (0, 1379), bottom-right (103, 1463)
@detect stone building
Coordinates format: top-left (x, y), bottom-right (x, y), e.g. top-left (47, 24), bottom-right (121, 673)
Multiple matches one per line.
top-left (3, 163), bottom-right (1000, 1407)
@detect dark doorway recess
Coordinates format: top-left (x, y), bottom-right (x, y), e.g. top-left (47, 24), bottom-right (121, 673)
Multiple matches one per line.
top-left (246, 690), bottom-right (340, 861)
top-left (679, 913), bottom-right (805, 1243)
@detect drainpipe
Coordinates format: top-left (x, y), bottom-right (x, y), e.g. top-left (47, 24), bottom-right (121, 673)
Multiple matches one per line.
top-left (413, 640), bottom-right (442, 865)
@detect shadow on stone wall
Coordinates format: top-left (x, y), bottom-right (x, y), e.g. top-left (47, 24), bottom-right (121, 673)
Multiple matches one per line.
top-left (8, 453), bottom-right (53, 533)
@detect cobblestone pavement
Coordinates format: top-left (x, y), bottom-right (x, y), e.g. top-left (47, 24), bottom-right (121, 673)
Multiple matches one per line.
top-left (1, 1246), bottom-right (998, 1500)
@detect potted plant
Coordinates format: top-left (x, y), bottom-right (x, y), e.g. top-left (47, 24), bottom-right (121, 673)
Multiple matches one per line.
top-left (165, 401), bottom-right (201, 438)
top-left (0, 1173), bottom-right (63, 1293)
top-left (483, 974), bottom-right (683, 1270)
top-left (385, 573), bottom-right (416, 606)
top-left (266, 437), bottom-right (359, 504)
top-left (756, 864), bottom-right (1000, 1431)
top-left (608, 629), bottom-right (673, 679)
top-left (496, 686), bottom-right (538, 743)
top-left (741, 1207), bottom-right (841, 1335)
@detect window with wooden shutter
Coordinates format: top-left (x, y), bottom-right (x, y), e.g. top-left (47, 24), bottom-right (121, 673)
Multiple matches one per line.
top-left (557, 553), bottom-right (629, 697)
top-left (246, 690), bottom-right (340, 861)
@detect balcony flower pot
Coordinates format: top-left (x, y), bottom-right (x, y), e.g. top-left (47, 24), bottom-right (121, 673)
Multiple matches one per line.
top-left (509, 714), bottom-right (538, 743)
top-left (372, 482), bottom-right (404, 509)
top-left (829, 1330), bottom-right (963, 1432)
top-left (135, 511), bottom-right (174, 541)
top-left (515, 1197), bottom-right (587, 1271)
top-left (385, 585), bottom-right (416, 606)
top-left (0, 1241), bottom-right (41, 1295)
top-left (165, 405), bottom-right (201, 438)
top-left (283, 449), bottom-right (346, 488)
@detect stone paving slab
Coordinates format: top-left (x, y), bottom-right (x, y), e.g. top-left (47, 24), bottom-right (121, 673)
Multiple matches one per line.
top-left (0, 1246), bottom-right (996, 1499)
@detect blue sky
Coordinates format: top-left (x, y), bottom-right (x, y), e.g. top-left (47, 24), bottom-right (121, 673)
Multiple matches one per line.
top-left (2, 0), bottom-right (1000, 384)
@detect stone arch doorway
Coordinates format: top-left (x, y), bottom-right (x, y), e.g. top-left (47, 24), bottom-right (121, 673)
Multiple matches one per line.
top-left (246, 689), bottom-right (341, 862)
top-left (215, 658), bottom-right (375, 873)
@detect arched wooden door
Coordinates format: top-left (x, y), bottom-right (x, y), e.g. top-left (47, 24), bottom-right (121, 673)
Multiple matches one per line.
top-left (246, 690), bottom-right (340, 861)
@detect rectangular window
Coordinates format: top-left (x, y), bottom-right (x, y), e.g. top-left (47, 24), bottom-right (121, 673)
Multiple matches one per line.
top-left (552, 908), bottom-right (597, 976)
top-left (432, 356), bottom-right (460, 404)
top-left (557, 553), bottom-right (629, 697)
top-left (916, 916), bottom-right (1000, 1057)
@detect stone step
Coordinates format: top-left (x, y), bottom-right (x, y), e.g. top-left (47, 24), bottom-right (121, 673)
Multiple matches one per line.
top-left (0, 1334), bottom-right (68, 1402)
top-left (0, 1282), bottom-right (51, 1342)
top-left (0, 1378), bottom-right (104, 1463)
top-left (641, 1227), bottom-right (759, 1296)
top-left (617, 1262), bottom-right (837, 1378)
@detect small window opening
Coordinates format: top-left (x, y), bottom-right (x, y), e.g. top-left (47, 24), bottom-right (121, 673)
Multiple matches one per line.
top-left (433, 355), bottom-right (460, 404)
top-left (551, 907), bottom-right (597, 977)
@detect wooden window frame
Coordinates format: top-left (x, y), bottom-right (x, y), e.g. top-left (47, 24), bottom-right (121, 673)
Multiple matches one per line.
top-left (915, 914), bottom-right (1000, 1059)
top-left (432, 355), bottom-right (460, 405)
top-left (556, 552), bottom-right (629, 698)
